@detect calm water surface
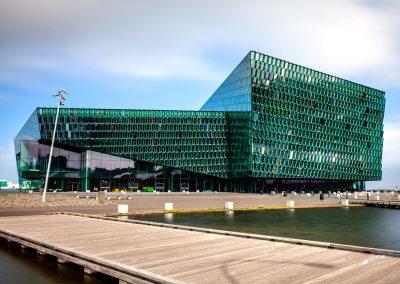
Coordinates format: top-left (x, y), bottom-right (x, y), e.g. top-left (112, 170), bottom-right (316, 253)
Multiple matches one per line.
top-left (131, 207), bottom-right (400, 250)
top-left (0, 240), bottom-right (116, 284)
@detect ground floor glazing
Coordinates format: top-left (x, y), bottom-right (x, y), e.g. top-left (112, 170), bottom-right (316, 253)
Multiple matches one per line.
top-left (16, 140), bottom-right (365, 192)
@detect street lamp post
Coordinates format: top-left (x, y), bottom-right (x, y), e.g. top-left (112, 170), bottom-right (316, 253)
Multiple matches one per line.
top-left (42, 89), bottom-right (68, 203)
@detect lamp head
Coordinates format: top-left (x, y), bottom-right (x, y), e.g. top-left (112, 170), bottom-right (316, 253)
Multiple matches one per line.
top-left (54, 89), bottom-right (68, 104)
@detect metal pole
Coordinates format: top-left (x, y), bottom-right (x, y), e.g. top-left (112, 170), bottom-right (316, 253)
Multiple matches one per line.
top-left (42, 100), bottom-right (62, 203)
top-left (42, 89), bottom-right (67, 203)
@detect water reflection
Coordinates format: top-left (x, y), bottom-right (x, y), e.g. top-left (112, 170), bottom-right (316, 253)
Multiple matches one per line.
top-left (117, 215), bottom-right (128, 220)
top-left (0, 241), bottom-right (115, 284)
top-left (131, 207), bottom-right (400, 250)
top-left (164, 213), bottom-right (174, 222)
top-left (225, 210), bottom-right (234, 221)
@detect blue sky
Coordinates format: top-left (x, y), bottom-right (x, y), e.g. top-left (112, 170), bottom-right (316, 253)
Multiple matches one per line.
top-left (0, 0), bottom-right (399, 188)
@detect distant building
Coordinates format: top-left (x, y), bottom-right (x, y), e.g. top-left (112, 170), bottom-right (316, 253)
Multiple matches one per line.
top-left (0, 179), bottom-right (19, 189)
top-left (14, 51), bottom-right (385, 192)
top-left (0, 180), bottom-right (7, 188)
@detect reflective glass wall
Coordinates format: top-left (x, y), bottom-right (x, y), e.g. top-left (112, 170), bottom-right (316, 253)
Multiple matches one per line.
top-left (249, 51), bottom-right (384, 181)
top-left (201, 53), bottom-right (252, 111)
top-left (18, 140), bottom-right (228, 192)
top-left (37, 109), bottom-right (229, 178)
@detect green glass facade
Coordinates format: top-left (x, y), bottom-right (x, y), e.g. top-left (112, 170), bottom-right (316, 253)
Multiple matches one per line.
top-left (15, 51), bottom-right (385, 192)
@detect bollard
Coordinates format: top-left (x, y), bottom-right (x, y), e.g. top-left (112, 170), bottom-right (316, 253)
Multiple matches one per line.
top-left (271, 191), bottom-right (275, 195)
top-left (137, 190), bottom-right (141, 193)
top-left (58, 258), bottom-right (67, 264)
top-left (84, 268), bottom-right (94, 275)
top-left (196, 190), bottom-right (200, 193)
top-left (306, 193), bottom-right (311, 197)
top-left (98, 191), bottom-right (105, 203)
top-left (376, 196), bottom-right (380, 201)
top-left (354, 194), bottom-right (358, 199)
top-left (164, 203), bottom-right (173, 211)
top-left (117, 204), bottom-right (128, 214)
top-left (168, 190), bottom-right (171, 193)
top-left (341, 199), bottom-right (349, 207)
top-left (28, 190), bottom-right (33, 194)
top-left (286, 200), bottom-right (295, 208)
top-left (225, 201), bottom-right (234, 210)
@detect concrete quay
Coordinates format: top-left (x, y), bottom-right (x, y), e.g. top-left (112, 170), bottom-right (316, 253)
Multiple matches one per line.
top-left (0, 193), bottom-right (347, 217)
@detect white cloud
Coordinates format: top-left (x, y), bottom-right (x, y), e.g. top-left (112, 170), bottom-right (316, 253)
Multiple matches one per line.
top-left (382, 123), bottom-right (400, 167)
top-left (248, 1), bottom-right (399, 88)
top-left (93, 52), bottom-right (224, 80)
top-left (369, 122), bottom-right (400, 189)
top-left (0, 0), bottom-right (398, 86)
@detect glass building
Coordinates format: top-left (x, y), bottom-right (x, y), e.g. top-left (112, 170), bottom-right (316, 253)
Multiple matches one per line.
top-left (15, 51), bottom-right (385, 192)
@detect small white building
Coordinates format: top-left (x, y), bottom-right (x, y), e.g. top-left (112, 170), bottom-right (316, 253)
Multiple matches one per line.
top-left (0, 179), bottom-right (20, 190)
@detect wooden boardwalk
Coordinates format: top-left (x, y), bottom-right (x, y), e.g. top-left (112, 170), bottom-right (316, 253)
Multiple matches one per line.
top-left (0, 213), bottom-right (400, 283)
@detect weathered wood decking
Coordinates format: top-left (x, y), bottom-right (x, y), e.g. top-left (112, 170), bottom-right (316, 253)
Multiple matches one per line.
top-left (0, 213), bottom-right (400, 283)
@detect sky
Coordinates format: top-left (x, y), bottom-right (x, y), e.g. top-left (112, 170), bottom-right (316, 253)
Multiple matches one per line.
top-left (0, 0), bottom-right (399, 188)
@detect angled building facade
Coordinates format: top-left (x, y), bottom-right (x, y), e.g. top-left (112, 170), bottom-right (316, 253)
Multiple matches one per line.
top-left (15, 51), bottom-right (385, 192)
